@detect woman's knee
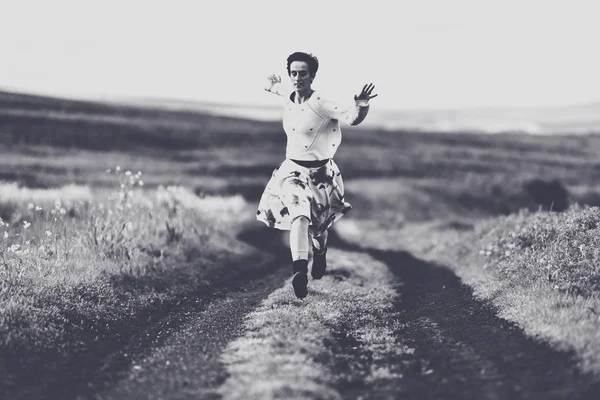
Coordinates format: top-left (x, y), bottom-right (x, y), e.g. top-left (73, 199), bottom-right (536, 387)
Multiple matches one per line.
top-left (291, 216), bottom-right (310, 228)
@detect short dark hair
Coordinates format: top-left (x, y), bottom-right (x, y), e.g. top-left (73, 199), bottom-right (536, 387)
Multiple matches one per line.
top-left (286, 52), bottom-right (319, 77)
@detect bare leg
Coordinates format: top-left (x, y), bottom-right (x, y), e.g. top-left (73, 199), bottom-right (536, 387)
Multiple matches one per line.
top-left (290, 216), bottom-right (309, 298)
top-left (290, 216), bottom-right (309, 261)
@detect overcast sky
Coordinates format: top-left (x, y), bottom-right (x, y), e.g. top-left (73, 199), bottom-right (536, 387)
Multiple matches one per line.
top-left (1, 0), bottom-right (598, 110)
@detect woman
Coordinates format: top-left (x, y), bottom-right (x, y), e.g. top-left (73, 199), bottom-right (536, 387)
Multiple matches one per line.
top-left (256, 51), bottom-right (377, 298)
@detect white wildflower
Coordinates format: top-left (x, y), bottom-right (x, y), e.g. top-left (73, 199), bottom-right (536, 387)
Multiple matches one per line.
top-left (3, 231), bottom-right (8, 239)
top-left (23, 221), bottom-right (31, 230)
top-left (35, 206), bottom-right (43, 211)
top-left (125, 170), bottom-right (132, 176)
top-left (138, 180), bottom-right (144, 186)
top-left (38, 244), bottom-right (45, 251)
top-left (45, 230), bottom-right (52, 237)
top-left (116, 165), bottom-right (121, 172)
top-left (8, 244), bottom-right (20, 252)
top-left (27, 203), bottom-right (34, 210)
top-left (60, 208), bottom-right (67, 215)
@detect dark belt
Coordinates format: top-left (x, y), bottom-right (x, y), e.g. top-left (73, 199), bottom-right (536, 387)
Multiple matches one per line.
top-left (290, 159), bottom-right (330, 168)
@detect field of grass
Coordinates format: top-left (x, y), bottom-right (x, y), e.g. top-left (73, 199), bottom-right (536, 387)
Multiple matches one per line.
top-left (2, 88), bottom-right (600, 381)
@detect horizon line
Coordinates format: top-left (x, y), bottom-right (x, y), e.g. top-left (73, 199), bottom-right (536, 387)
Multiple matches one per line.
top-left (1, 84), bottom-right (599, 113)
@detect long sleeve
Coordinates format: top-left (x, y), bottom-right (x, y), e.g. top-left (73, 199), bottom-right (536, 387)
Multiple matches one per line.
top-left (317, 97), bottom-right (370, 126)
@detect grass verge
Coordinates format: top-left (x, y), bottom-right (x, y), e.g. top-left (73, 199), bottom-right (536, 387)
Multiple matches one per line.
top-left (217, 249), bottom-right (407, 400)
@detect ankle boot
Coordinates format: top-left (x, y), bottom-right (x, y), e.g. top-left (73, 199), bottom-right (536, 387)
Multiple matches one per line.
top-left (311, 247), bottom-right (327, 279)
top-left (292, 259), bottom-right (308, 298)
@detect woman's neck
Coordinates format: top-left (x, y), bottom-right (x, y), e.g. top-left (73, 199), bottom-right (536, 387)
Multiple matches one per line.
top-left (294, 89), bottom-right (314, 104)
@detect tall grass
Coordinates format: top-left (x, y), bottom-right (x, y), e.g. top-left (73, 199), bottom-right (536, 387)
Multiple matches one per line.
top-left (0, 168), bottom-right (251, 350)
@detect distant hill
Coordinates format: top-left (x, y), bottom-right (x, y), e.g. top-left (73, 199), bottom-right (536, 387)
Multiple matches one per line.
top-left (0, 90), bottom-right (281, 150)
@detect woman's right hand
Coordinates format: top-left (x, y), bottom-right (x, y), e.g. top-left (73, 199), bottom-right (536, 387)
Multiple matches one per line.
top-left (265, 74), bottom-right (282, 92)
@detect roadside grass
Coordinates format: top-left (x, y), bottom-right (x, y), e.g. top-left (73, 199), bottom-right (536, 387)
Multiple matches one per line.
top-left (218, 249), bottom-right (407, 400)
top-left (0, 169), bottom-right (257, 354)
top-left (336, 205), bottom-right (600, 376)
top-left (439, 206), bottom-right (600, 374)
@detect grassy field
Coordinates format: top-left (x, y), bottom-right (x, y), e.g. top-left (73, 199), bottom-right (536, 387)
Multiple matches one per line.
top-left (2, 88), bottom-right (600, 380)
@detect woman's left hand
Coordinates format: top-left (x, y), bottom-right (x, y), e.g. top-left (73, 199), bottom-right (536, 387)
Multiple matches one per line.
top-left (354, 83), bottom-right (378, 102)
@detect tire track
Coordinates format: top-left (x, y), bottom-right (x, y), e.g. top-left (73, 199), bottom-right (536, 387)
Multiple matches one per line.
top-left (96, 259), bottom-right (290, 400)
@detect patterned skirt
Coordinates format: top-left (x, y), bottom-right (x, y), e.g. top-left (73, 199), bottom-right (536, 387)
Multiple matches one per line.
top-left (256, 158), bottom-right (352, 237)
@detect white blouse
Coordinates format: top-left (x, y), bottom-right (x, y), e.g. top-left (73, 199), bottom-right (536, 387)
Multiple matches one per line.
top-left (267, 83), bottom-right (369, 161)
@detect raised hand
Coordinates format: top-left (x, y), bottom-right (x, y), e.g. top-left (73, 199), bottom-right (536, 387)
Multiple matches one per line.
top-left (354, 83), bottom-right (378, 102)
top-left (265, 74), bottom-right (282, 92)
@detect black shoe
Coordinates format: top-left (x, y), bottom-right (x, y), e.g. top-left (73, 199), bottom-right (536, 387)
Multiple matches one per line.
top-left (292, 259), bottom-right (308, 298)
top-left (311, 246), bottom-right (327, 279)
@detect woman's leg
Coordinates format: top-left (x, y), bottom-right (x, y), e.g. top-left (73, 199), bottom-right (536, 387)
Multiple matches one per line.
top-left (290, 216), bottom-right (309, 298)
top-left (290, 216), bottom-right (310, 261)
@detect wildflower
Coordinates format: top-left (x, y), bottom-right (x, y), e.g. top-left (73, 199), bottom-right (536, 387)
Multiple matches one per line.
top-left (45, 230), bottom-right (52, 237)
top-left (3, 231), bottom-right (8, 239)
top-left (106, 168), bottom-right (112, 173)
top-left (23, 221), bottom-right (31, 230)
top-left (125, 170), bottom-right (132, 176)
top-left (27, 203), bottom-right (34, 210)
top-left (116, 165), bottom-right (121, 172)
top-left (128, 191), bottom-right (134, 198)
top-left (35, 206), bottom-right (43, 211)
top-left (139, 180), bottom-right (144, 186)
top-left (60, 208), bottom-right (67, 215)
top-left (120, 184), bottom-right (126, 189)
top-left (8, 244), bottom-right (21, 252)
top-left (38, 244), bottom-right (45, 251)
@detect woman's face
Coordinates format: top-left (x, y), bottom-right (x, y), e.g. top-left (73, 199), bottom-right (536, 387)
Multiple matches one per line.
top-left (289, 61), bottom-right (313, 93)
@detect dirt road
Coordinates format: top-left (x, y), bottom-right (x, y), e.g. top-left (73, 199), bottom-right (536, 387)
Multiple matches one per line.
top-left (8, 226), bottom-right (600, 399)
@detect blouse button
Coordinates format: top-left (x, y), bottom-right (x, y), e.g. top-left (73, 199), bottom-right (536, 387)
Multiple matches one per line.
top-left (310, 128), bottom-right (313, 131)
top-left (333, 129), bottom-right (336, 132)
top-left (293, 128), bottom-right (295, 131)
top-left (335, 107), bottom-right (338, 109)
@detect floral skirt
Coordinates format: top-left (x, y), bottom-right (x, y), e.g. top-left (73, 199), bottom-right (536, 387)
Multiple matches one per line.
top-left (256, 158), bottom-right (352, 237)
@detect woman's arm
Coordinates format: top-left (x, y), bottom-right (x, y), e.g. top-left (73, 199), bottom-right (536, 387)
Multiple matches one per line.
top-left (264, 74), bottom-right (285, 96)
top-left (318, 84), bottom-right (378, 126)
